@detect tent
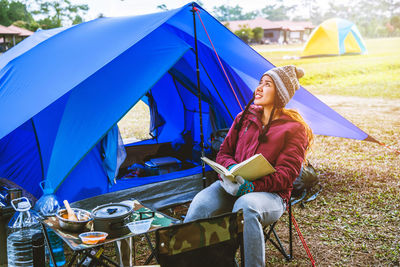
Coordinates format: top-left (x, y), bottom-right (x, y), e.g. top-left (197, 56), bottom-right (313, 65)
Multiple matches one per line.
top-left (0, 3), bottom-right (377, 208)
top-left (301, 18), bottom-right (367, 57)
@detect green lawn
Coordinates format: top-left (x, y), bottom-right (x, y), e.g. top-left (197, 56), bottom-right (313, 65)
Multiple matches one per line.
top-left (254, 37), bottom-right (400, 99)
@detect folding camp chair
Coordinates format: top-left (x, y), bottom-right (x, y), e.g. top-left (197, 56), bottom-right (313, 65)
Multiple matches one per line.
top-left (155, 210), bottom-right (244, 267)
top-left (263, 199), bottom-right (293, 261)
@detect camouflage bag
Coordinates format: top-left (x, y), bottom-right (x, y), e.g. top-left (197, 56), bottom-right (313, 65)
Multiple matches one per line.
top-left (156, 210), bottom-right (244, 267)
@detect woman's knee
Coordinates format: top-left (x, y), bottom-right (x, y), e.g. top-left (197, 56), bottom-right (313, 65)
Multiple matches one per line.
top-left (232, 195), bottom-right (260, 220)
top-left (232, 192), bottom-right (285, 225)
top-left (185, 190), bottom-right (211, 219)
top-left (185, 182), bottom-right (227, 221)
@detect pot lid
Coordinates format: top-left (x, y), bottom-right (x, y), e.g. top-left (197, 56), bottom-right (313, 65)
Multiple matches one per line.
top-left (92, 203), bottom-right (132, 219)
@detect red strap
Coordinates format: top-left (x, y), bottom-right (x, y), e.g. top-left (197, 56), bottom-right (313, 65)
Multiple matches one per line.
top-left (194, 8), bottom-right (243, 111)
top-left (288, 206), bottom-right (316, 266)
top-left (379, 142), bottom-right (400, 155)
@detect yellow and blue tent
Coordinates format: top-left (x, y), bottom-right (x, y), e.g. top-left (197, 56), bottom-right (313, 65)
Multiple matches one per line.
top-left (301, 18), bottom-right (367, 57)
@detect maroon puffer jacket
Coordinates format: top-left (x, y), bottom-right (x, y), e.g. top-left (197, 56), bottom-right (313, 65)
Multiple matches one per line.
top-left (216, 105), bottom-right (308, 203)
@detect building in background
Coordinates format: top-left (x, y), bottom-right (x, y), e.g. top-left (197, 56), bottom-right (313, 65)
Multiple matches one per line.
top-left (224, 17), bottom-right (314, 44)
top-left (0, 25), bottom-right (33, 52)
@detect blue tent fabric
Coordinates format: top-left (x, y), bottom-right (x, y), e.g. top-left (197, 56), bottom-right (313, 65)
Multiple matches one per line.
top-left (0, 3), bottom-right (377, 203)
top-left (101, 125), bottom-right (127, 184)
top-left (336, 18), bottom-right (367, 55)
top-left (0, 8), bottom-right (185, 139)
top-left (0, 27), bottom-right (69, 70)
top-left (147, 92), bottom-right (166, 139)
top-left (286, 88), bottom-right (369, 139)
top-left (337, 19), bottom-right (354, 55)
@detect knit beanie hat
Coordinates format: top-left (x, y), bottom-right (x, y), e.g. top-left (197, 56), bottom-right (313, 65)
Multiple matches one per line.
top-left (263, 65), bottom-right (304, 108)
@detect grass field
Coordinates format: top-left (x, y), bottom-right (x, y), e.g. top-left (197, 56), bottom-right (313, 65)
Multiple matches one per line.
top-left (114, 37), bottom-right (400, 266)
top-left (255, 37), bottom-right (400, 99)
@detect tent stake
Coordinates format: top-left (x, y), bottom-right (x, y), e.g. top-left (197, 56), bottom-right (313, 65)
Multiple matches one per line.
top-left (191, 4), bottom-right (206, 188)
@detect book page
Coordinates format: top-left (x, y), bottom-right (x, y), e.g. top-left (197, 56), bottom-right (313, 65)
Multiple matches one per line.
top-left (201, 157), bottom-right (230, 176)
top-left (231, 154), bottom-right (275, 181)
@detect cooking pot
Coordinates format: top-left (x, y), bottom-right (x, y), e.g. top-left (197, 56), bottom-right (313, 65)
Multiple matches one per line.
top-left (56, 208), bottom-right (92, 233)
top-left (91, 203), bottom-right (133, 238)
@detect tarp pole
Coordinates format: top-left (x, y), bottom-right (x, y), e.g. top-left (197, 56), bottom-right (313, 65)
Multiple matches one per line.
top-left (191, 4), bottom-right (206, 188)
top-left (31, 119), bottom-right (45, 181)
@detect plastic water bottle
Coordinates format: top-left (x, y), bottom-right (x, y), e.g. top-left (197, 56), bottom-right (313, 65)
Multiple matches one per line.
top-left (34, 181), bottom-right (60, 216)
top-left (7, 197), bottom-right (41, 267)
top-left (32, 232), bottom-right (45, 266)
top-left (34, 181), bottom-right (66, 266)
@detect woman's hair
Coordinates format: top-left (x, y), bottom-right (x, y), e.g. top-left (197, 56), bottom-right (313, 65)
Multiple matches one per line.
top-left (234, 95), bottom-right (254, 131)
top-left (276, 107), bottom-right (314, 159)
top-left (234, 96), bottom-right (314, 161)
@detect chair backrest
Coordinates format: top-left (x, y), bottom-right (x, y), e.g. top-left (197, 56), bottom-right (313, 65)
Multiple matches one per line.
top-left (155, 210), bottom-right (244, 267)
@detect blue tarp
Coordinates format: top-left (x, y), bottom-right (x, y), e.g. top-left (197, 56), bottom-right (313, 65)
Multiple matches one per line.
top-left (0, 3), bottom-right (377, 203)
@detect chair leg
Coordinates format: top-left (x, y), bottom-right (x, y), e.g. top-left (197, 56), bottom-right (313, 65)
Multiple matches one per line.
top-left (264, 201), bottom-right (293, 262)
top-left (271, 229), bottom-right (291, 261)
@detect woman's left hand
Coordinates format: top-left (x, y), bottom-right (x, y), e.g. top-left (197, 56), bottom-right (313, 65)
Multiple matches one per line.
top-left (220, 174), bottom-right (241, 195)
top-left (236, 177), bottom-right (255, 196)
top-left (220, 175), bottom-right (255, 196)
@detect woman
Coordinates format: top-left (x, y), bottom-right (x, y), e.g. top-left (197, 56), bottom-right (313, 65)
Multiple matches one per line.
top-left (184, 65), bottom-right (313, 267)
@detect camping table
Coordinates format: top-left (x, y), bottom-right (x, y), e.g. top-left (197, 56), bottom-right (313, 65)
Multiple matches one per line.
top-left (40, 199), bottom-right (180, 267)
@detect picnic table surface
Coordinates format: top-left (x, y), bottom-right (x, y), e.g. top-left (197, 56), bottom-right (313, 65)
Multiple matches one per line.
top-left (41, 199), bottom-right (180, 251)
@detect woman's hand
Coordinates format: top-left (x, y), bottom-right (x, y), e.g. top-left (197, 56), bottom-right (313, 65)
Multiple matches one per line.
top-left (236, 177), bottom-right (255, 196)
top-left (220, 174), bottom-right (242, 195)
top-left (220, 175), bottom-right (255, 196)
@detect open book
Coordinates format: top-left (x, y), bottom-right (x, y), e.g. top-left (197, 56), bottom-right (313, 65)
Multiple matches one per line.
top-left (201, 154), bottom-right (276, 182)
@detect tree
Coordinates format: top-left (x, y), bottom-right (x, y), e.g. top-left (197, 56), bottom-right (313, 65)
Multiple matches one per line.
top-left (261, 0), bottom-right (295, 20)
top-left (380, 0), bottom-right (400, 17)
top-left (390, 15), bottom-right (400, 35)
top-left (252, 27), bottom-right (264, 43)
top-left (0, 0), bottom-right (12, 25)
top-left (234, 25), bottom-right (254, 43)
top-left (72, 14), bottom-right (83, 25)
top-left (212, 5), bottom-right (258, 21)
top-left (8, 1), bottom-right (33, 23)
top-left (391, 15), bottom-right (400, 29)
top-left (157, 4), bottom-right (168, 11)
top-left (0, 0), bottom-right (35, 27)
top-left (12, 19), bottom-right (39, 31)
top-left (295, 0), bottom-right (400, 38)
top-left (32, 0), bottom-right (88, 29)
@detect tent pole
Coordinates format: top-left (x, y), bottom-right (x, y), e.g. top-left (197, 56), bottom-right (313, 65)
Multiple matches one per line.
top-left (31, 119), bottom-right (45, 180)
top-left (191, 4), bottom-right (206, 189)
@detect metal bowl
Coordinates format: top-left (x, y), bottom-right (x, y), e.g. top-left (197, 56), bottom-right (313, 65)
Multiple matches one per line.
top-left (56, 208), bottom-right (93, 233)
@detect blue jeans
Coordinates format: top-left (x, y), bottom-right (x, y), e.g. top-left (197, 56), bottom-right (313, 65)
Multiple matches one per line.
top-left (184, 181), bottom-right (286, 267)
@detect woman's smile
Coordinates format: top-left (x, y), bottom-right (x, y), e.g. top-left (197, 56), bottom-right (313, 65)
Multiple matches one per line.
top-left (255, 91), bottom-right (263, 99)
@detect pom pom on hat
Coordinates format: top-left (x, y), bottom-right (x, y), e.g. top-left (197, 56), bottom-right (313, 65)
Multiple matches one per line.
top-left (263, 65), bottom-right (305, 108)
top-left (295, 67), bottom-right (305, 79)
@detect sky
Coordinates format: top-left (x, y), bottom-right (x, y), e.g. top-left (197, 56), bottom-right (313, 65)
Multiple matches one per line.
top-left (70, 0), bottom-right (301, 21)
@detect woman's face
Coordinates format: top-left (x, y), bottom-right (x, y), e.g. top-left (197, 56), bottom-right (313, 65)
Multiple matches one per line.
top-left (254, 75), bottom-right (276, 107)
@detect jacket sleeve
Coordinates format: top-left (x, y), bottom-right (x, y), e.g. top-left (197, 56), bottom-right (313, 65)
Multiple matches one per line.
top-left (215, 115), bottom-right (241, 168)
top-left (252, 123), bottom-right (308, 193)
